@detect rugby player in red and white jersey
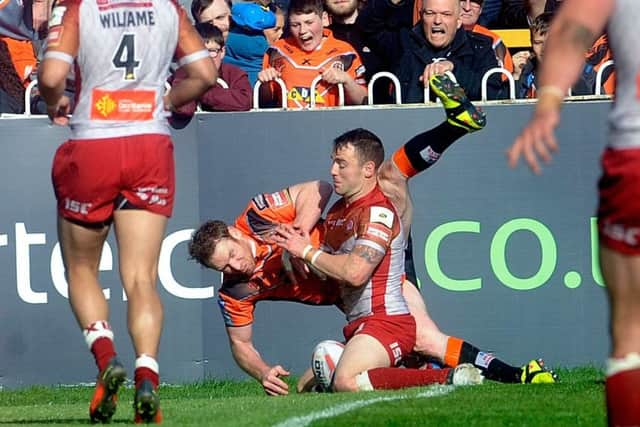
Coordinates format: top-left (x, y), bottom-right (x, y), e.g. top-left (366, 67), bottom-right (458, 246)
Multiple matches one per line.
top-left (38, 0), bottom-right (216, 423)
top-left (508, 1), bottom-right (640, 424)
top-left (275, 128), bottom-right (486, 392)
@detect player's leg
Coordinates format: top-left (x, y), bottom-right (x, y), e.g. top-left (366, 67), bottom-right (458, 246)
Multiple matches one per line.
top-left (333, 315), bottom-right (478, 391)
top-left (600, 247), bottom-right (640, 427)
top-left (113, 208), bottom-right (167, 424)
top-left (404, 281), bottom-right (556, 383)
top-left (59, 217), bottom-right (127, 422)
top-left (389, 73), bottom-right (486, 182)
top-left (597, 147), bottom-right (640, 426)
top-left (53, 139), bottom-right (126, 423)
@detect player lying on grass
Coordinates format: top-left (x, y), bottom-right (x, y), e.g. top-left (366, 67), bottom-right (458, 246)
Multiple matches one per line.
top-left (189, 74), bottom-right (557, 395)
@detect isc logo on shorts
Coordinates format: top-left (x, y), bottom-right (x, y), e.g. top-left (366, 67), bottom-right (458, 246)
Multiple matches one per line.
top-left (64, 198), bottom-right (91, 215)
top-left (389, 342), bottom-right (402, 365)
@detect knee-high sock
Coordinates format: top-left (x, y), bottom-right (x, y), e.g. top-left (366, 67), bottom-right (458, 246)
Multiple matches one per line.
top-left (445, 337), bottom-right (521, 383)
top-left (392, 122), bottom-right (467, 178)
top-left (135, 354), bottom-right (160, 389)
top-left (356, 367), bottom-right (451, 390)
top-left (606, 353), bottom-right (640, 427)
top-left (84, 321), bottom-right (116, 372)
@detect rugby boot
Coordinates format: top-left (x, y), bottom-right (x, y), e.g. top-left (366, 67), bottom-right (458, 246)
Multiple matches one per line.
top-left (134, 379), bottom-right (162, 424)
top-left (520, 358), bottom-right (558, 383)
top-left (429, 73), bottom-right (486, 132)
top-left (89, 357), bottom-right (126, 423)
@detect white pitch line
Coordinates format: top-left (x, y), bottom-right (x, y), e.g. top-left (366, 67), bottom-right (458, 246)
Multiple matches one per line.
top-left (273, 385), bottom-right (453, 427)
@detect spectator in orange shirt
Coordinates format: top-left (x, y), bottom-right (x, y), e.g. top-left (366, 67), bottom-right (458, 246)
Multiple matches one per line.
top-left (257, 0), bottom-right (367, 108)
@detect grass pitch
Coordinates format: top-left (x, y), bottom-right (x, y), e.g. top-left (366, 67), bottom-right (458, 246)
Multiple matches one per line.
top-left (0, 367), bottom-right (605, 426)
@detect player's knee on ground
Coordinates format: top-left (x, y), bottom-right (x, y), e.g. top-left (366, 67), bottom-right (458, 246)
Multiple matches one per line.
top-left (331, 372), bottom-right (359, 392)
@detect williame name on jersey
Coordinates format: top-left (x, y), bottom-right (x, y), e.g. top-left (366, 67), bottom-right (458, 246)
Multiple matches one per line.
top-left (99, 10), bottom-right (155, 29)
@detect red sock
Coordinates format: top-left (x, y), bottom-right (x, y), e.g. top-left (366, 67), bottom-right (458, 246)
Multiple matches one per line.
top-left (606, 367), bottom-right (640, 427)
top-left (135, 367), bottom-right (159, 389)
top-left (364, 367), bottom-right (451, 390)
top-left (90, 337), bottom-right (116, 372)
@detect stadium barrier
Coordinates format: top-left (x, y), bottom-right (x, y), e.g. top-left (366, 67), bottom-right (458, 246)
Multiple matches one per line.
top-left (20, 65), bottom-right (615, 116)
top-left (0, 95), bottom-right (612, 389)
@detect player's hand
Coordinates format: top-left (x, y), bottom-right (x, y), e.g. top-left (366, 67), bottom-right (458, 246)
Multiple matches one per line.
top-left (261, 365), bottom-right (290, 396)
top-left (507, 108), bottom-right (560, 174)
top-left (258, 67), bottom-right (281, 83)
top-left (419, 61), bottom-right (454, 84)
top-left (282, 250), bottom-right (309, 283)
top-left (46, 95), bottom-right (71, 126)
top-left (274, 224), bottom-right (312, 258)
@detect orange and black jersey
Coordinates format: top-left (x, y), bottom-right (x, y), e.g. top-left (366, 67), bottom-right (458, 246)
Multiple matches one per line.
top-left (218, 188), bottom-right (337, 327)
top-left (262, 29), bottom-right (366, 108)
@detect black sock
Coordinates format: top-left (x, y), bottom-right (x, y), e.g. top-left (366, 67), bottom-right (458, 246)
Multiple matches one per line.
top-left (400, 122), bottom-right (468, 172)
top-left (459, 342), bottom-right (522, 383)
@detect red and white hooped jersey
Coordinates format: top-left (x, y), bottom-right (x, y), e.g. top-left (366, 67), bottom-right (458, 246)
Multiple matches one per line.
top-left (44, 0), bottom-right (208, 139)
top-left (322, 186), bottom-right (408, 322)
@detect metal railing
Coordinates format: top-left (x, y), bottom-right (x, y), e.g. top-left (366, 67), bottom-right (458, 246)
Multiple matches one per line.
top-left (367, 72), bottom-right (402, 105)
top-left (252, 78), bottom-right (288, 110)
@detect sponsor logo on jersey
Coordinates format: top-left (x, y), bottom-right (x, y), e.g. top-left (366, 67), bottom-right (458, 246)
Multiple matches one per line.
top-left (370, 206), bottom-right (394, 228)
top-left (264, 190), bottom-right (288, 208)
top-left (365, 225), bottom-right (390, 243)
top-left (252, 194), bottom-right (268, 210)
top-left (47, 26), bottom-right (63, 47)
top-left (91, 89), bottom-right (155, 121)
top-left (288, 87), bottom-right (325, 105)
top-left (49, 5), bottom-right (67, 27)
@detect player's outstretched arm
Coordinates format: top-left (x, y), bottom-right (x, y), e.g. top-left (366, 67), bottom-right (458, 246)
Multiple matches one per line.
top-left (227, 325), bottom-right (290, 396)
top-left (506, 0), bottom-right (613, 174)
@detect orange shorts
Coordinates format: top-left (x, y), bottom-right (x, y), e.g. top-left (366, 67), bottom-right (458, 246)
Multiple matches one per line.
top-left (343, 313), bottom-right (416, 366)
top-left (218, 276), bottom-right (341, 327)
top-left (51, 134), bottom-right (175, 224)
top-left (597, 147), bottom-right (640, 255)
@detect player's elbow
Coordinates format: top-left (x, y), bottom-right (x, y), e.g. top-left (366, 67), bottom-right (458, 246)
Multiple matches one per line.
top-left (341, 270), bottom-right (369, 287)
top-left (37, 62), bottom-right (67, 91)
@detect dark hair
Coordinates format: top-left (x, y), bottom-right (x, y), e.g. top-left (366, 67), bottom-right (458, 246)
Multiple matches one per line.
top-left (195, 22), bottom-right (225, 47)
top-left (531, 12), bottom-right (553, 36)
top-left (188, 220), bottom-right (231, 267)
top-left (191, 0), bottom-right (232, 22)
top-left (288, 0), bottom-right (324, 17)
top-left (0, 39), bottom-right (25, 112)
top-left (333, 128), bottom-right (384, 168)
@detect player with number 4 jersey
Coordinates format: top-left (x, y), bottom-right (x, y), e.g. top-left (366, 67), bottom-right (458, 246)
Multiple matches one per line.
top-left (38, 0), bottom-right (216, 423)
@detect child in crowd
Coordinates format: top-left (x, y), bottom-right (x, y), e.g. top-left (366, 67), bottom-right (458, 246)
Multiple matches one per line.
top-left (170, 23), bottom-right (251, 127)
top-left (514, 12), bottom-right (596, 98)
top-left (257, 0), bottom-right (366, 108)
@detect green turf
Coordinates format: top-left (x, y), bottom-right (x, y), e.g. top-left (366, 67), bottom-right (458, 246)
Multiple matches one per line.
top-left (0, 367), bottom-right (605, 426)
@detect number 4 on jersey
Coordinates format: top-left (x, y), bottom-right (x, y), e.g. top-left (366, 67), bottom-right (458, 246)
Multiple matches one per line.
top-left (112, 34), bottom-right (140, 80)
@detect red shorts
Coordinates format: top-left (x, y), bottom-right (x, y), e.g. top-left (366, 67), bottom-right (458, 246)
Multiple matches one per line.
top-left (52, 134), bottom-right (175, 224)
top-left (343, 313), bottom-right (416, 366)
top-left (597, 147), bottom-right (640, 254)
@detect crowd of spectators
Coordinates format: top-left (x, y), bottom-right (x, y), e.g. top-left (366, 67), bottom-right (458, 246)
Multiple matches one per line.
top-left (0, 0), bottom-right (616, 115)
